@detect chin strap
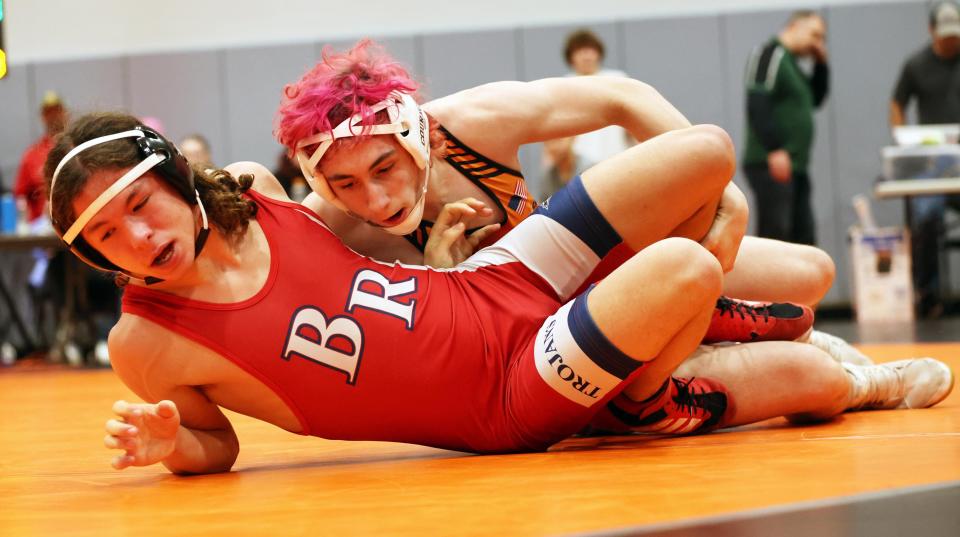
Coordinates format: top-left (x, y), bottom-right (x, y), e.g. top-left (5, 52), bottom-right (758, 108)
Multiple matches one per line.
top-left (380, 164), bottom-right (431, 236)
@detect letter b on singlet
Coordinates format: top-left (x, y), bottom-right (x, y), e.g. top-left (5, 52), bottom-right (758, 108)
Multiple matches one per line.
top-left (282, 306), bottom-right (364, 384)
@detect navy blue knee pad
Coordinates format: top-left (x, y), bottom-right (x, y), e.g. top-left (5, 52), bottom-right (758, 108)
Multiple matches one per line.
top-left (568, 287), bottom-right (641, 381)
top-left (532, 286), bottom-right (644, 410)
top-left (534, 175), bottom-right (622, 259)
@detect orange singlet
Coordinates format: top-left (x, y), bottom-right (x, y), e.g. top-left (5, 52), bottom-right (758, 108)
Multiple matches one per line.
top-left (403, 125), bottom-right (536, 251)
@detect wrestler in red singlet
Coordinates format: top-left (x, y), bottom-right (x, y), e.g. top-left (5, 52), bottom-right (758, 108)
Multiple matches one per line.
top-left (121, 189), bottom-right (642, 453)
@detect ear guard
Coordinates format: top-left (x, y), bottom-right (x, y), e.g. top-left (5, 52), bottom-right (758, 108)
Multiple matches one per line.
top-left (294, 92), bottom-right (430, 213)
top-left (49, 126), bottom-right (209, 282)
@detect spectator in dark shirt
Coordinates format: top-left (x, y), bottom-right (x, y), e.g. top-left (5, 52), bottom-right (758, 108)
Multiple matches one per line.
top-left (891, 1), bottom-right (960, 317)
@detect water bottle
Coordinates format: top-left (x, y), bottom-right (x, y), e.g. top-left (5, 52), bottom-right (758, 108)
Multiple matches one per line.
top-left (0, 194), bottom-right (16, 234)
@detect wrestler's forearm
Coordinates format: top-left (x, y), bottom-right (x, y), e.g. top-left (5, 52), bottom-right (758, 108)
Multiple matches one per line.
top-left (162, 425), bottom-right (239, 475)
top-left (615, 79), bottom-right (693, 141)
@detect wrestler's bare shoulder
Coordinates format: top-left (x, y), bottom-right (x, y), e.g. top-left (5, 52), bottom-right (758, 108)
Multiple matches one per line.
top-left (425, 82), bottom-right (533, 167)
top-left (108, 312), bottom-right (303, 432)
top-left (223, 161), bottom-right (289, 202)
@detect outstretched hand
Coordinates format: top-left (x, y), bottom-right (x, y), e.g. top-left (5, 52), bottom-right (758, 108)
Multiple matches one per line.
top-left (104, 400), bottom-right (180, 470)
top-left (423, 198), bottom-right (501, 268)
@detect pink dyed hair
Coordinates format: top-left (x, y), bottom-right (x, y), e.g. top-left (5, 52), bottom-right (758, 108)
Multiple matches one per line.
top-left (275, 40), bottom-right (419, 154)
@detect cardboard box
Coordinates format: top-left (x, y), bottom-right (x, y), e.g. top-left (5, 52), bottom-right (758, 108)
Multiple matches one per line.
top-left (849, 226), bottom-right (914, 323)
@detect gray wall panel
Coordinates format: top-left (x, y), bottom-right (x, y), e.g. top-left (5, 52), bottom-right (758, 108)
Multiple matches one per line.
top-left (810, 72), bottom-right (843, 303)
top-left (377, 37), bottom-right (421, 81)
top-left (827, 1), bottom-right (929, 301)
top-left (127, 50), bottom-right (228, 167)
top-left (519, 22), bottom-right (622, 81)
top-left (0, 65), bottom-right (34, 190)
top-left (622, 15), bottom-right (726, 126)
top-left (223, 43), bottom-right (316, 167)
top-left (31, 57), bottom-right (128, 117)
top-left (420, 29), bottom-right (520, 99)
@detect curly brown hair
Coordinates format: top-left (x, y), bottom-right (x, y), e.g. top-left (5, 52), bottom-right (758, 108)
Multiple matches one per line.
top-left (563, 29), bottom-right (605, 65)
top-left (44, 112), bottom-right (257, 249)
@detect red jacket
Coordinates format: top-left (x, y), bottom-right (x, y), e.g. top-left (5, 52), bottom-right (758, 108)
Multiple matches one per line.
top-left (15, 135), bottom-right (53, 222)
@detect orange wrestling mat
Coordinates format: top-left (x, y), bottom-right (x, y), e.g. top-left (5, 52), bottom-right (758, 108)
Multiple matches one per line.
top-left (0, 343), bottom-right (957, 536)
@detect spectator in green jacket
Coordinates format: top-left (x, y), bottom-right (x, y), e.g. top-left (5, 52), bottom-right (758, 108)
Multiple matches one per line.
top-left (743, 11), bottom-right (829, 245)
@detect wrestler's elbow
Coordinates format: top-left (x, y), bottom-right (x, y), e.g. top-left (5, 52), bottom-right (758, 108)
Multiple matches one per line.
top-left (163, 427), bottom-right (240, 476)
top-left (164, 447), bottom-right (238, 476)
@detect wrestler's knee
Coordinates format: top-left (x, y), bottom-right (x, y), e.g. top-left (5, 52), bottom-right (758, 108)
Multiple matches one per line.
top-left (646, 237), bottom-right (723, 300)
top-left (680, 124), bottom-right (736, 179)
top-left (793, 243), bottom-right (836, 305)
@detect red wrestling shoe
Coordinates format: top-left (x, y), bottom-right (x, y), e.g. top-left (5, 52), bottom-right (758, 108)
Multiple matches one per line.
top-left (702, 296), bottom-right (813, 344)
top-left (585, 377), bottom-right (731, 436)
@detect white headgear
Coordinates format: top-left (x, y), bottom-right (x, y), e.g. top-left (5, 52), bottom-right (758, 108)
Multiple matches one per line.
top-left (295, 92), bottom-right (431, 235)
top-left (49, 127), bottom-right (209, 284)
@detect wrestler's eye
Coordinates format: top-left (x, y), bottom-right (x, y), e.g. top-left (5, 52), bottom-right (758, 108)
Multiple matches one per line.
top-left (132, 196), bottom-right (149, 212)
top-left (375, 164), bottom-right (394, 176)
top-left (337, 181), bottom-right (355, 190)
top-left (101, 228), bottom-right (115, 242)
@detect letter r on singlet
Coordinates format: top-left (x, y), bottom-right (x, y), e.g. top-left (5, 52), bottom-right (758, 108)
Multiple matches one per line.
top-left (346, 269), bottom-right (417, 330)
top-left (282, 306), bottom-right (364, 384)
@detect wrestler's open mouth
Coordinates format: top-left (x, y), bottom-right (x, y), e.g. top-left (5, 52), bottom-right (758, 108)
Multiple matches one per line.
top-left (152, 242), bottom-right (175, 267)
top-left (382, 208), bottom-right (407, 227)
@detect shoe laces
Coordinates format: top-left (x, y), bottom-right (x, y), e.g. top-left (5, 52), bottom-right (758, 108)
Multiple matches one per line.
top-left (671, 377), bottom-right (709, 418)
top-left (862, 364), bottom-right (905, 408)
top-left (716, 296), bottom-right (770, 323)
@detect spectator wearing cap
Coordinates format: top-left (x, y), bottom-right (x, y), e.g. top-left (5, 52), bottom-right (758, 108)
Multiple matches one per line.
top-left (890, 0), bottom-right (960, 317)
top-left (892, 1), bottom-right (960, 126)
top-left (742, 10), bottom-right (829, 247)
top-left (15, 91), bottom-right (67, 223)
